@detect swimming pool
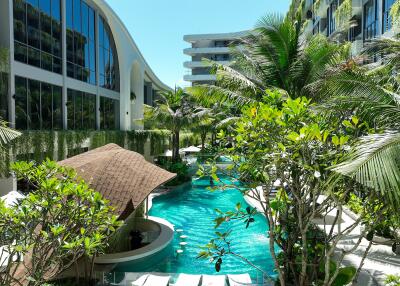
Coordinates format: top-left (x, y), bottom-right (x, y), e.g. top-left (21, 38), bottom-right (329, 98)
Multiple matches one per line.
top-left (113, 175), bottom-right (277, 278)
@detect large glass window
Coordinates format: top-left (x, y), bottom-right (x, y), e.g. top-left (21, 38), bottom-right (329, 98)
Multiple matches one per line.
top-left (67, 89), bottom-right (96, 130)
top-left (100, 96), bottom-right (118, 130)
top-left (0, 73), bottom-right (8, 121)
top-left (364, 0), bottom-right (378, 41)
top-left (99, 16), bottom-right (119, 91)
top-left (327, 0), bottom-right (342, 36)
top-left (66, 0), bottom-right (96, 85)
top-left (15, 76), bottom-right (62, 130)
top-left (383, 0), bottom-right (395, 33)
top-left (13, 0), bottom-right (62, 74)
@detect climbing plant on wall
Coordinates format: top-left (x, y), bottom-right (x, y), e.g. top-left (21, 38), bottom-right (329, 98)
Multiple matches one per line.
top-left (335, 0), bottom-right (352, 29)
top-left (150, 130), bottom-right (171, 156)
top-left (391, 0), bottom-right (400, 26)
top-left (0, 130), bottom-right (197, 176)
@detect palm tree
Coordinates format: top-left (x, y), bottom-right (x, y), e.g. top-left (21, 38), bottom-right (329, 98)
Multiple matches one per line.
top-left (144, 88), bottom-right (208, 162)
top-left (187, 15), bottom-right (349, 107)
top-left (315, 35), bottom-right (400, 209)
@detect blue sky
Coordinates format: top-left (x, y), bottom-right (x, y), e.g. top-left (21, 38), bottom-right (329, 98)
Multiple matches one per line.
top-left (105, 0), bottom-right (291, 88)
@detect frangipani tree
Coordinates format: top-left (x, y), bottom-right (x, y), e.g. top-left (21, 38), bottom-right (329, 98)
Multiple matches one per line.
top-left (198, 92), bottom-right (385, 286)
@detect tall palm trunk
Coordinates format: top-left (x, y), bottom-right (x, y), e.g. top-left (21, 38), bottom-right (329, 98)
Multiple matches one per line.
top-left (172, 131), bottom-right (180, 162)
top-left (201, 131), bottom-right (207, 151)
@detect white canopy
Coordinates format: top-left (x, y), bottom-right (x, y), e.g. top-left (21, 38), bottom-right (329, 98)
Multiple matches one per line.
top-left (1, 191), bottom-right (25, 208)
top-left (180, 146), bottom-right (201, 153)
top-left (164, 150), bottom-right (173, 157)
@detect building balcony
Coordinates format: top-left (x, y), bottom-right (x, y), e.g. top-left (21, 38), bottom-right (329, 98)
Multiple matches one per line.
top-left (183, 74), bottom-right (217, 82)
top-left (183, 61), bottom-right (231, 69)
top-left (183, 47), bottom-right (231, 55)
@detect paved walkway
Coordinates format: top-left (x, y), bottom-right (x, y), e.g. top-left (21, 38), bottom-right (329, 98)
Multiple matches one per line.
top-left (244, 188), bottom-right (400, 285)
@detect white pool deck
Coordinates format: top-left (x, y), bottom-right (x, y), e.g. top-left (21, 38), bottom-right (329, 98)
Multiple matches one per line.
top-left (115, 273), bottom-right (254, 286)
top-left (244, 188), bottom-right (400, 286)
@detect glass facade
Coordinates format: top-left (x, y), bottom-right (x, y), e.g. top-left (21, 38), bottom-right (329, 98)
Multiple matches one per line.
top-left (13, 0), bottom-right (62, 73)
top-left (11, 0), bottom-right (124, 131)
top-left (15, 76), bottom-right (62, 130)
top-left (364, 0), bottom-right (378, 41)
top-left (0, 73), bottom-right (8, 121)
top-left (100, 96), bottom-right (118, 130)
top-left (382, 0), bottom-right (395, 33)
top-left (67, 89), bottom-right (96, 130)
top-left (66, 0), bottom-right (96, 84)
top-left (99, 16), bottom-right (119, 91)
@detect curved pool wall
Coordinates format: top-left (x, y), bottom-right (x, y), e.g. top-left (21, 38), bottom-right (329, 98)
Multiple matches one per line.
top-left (95, 216), bottom-right (174, 264)
top-left (113, 175), bottom-right (278, 278)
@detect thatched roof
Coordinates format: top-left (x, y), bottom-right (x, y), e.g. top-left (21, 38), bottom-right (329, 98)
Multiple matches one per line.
top-left (59, 144), bottom-right (176, 219)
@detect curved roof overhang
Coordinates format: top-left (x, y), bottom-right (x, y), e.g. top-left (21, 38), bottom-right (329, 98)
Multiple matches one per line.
top-left (93, 0), bottom-right (172, 92)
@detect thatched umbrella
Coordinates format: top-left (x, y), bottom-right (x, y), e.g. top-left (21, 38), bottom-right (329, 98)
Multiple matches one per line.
top-left (59, 144), bottom-right (175, 219)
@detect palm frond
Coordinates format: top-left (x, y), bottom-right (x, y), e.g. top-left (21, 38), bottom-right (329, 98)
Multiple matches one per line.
top-left (216, 117), bottom-right (241, 129)
top-left (333, 131), bottom-right (400, 208)
top-left (363, 36), bottom-right (400, 70)
top-left (0, 120), bottom-right (21, 147)
top-left (186, 85), bottom-right (257, 107)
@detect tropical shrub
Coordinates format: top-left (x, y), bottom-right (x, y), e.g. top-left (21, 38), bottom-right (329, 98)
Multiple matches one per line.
top-left (156, 157), bottom-right (190, 186)
top-left (0, 160), bottom-right (121, 286)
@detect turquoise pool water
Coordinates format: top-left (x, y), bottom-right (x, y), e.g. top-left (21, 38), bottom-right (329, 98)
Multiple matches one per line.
top-left (114, 175), bottom-right (276, 278)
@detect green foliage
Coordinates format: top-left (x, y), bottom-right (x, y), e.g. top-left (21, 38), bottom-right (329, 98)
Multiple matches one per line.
top-left (346, 193), bottom-right (400, 239)
top-left (385, 274), bottom-right (400, 286)
top-left (145, 88), bottom-right (209, 162)
top-left (335, 0), bottom-right (352, 29)
top-left (0, 160), bottom-right (121, 286)
top-left (197, 90), bottom-right (365, 284)
top-left (157, 159), bottom-right (190, 186)
top-left (0, 130), bottom-right (182, 176)
top-left (390, 0), bottom-right (400, 27)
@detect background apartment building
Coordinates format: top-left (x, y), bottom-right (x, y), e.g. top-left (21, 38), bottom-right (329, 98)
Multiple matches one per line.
top-left (0, 0), bottom-right (170, 132)
top-left (183, 31), bottom-right (248, 86)
top-left (300, 0), bottom-right (398, 55)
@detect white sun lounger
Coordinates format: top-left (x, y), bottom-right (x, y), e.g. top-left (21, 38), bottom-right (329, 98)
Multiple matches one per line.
top-left (201, 274), bottom-right (227, 286)
top-left (142, 274), bottom-right (171, 286)
top-left (174, 273), bottom-right (202, 286)
top-left (227, 274), bottom-right (252, 286)
top-left (129, 274), bottom-right (149, 286)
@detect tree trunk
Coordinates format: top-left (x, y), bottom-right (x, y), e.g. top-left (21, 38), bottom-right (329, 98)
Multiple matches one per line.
top-left (201, 132), bottom-right (206, 151)
top-left (172, 131), bottom-right (180, 162)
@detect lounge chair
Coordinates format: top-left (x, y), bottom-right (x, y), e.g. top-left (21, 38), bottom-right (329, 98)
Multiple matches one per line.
top-left (227, 274), bottom-right (252, 286)
top-left (129, 273), bottom-right (149, 286)
top-left (201, 274), bottom-right (227, 286)
top-left (174, 273), bottom-right (201, 286)
top-left (142, 274), bottom-right (171, 286)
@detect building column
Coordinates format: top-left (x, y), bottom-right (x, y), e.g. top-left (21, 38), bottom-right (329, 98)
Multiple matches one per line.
top-left (61, 0), bottom-right (68, 130)
top-left (3, 0), bottom-right (16, 128)
top-left (145, 81), bottom-right (153, 106)
top-left (95, 10), bottom-right (100, 130)
top-left (130, 62), bottom-right (144, 130)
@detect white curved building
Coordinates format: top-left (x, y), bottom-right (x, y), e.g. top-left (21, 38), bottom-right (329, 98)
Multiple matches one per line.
top-left (0, 0), bottom-right (170, 131)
